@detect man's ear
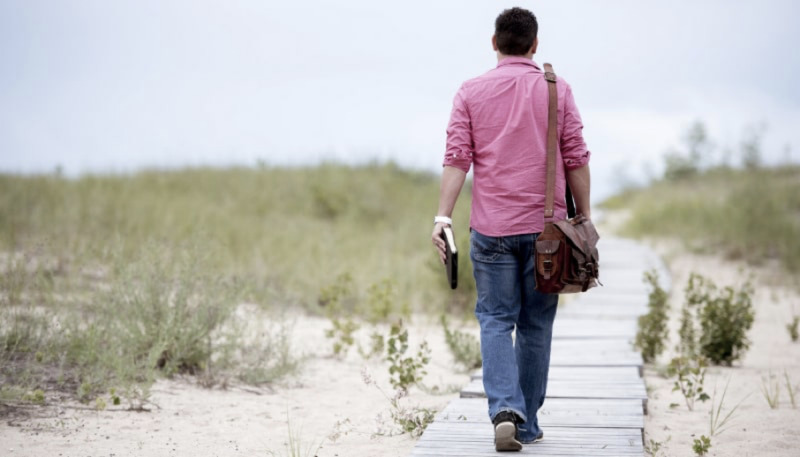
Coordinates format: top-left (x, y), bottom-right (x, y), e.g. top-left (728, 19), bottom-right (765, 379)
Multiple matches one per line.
top-left (530, 37), bottom-right (539, 55)
top-left (491, 34), bottom-right (498, 51)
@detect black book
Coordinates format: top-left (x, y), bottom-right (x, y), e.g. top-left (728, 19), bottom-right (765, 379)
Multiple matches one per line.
top-left (440, 227), bottom-right (458, 289)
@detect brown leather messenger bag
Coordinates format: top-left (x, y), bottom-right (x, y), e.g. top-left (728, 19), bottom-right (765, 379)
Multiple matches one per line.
top-left (533, 63), bottom-right (601, 294)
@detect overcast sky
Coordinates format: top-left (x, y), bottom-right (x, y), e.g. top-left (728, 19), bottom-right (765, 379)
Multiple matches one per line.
top-left (1, 0), bottom-right (799, 199)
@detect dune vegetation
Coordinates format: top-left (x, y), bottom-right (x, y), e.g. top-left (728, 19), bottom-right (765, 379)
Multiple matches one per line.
top-left (602, 122), bottom-right (800, 281)
top-left (0, 162), bottom-right (477, 412)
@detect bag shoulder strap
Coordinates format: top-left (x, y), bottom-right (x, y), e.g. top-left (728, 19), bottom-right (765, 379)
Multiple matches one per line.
top-left (543, 63), bottom-right (558, 220)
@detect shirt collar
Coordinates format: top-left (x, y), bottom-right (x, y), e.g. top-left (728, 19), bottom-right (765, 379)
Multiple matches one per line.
top-left (496, 57), bottom-right (541, 70)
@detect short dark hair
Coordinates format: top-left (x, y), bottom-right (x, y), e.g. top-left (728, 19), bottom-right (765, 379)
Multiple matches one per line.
top-left (494, 7), bottom-right (538, 56)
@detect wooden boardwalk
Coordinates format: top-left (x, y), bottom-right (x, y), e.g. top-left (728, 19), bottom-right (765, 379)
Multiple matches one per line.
top-left (411, 237), bottom-right (669, 456)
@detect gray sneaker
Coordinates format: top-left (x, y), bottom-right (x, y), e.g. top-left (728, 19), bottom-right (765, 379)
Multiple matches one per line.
top-left (493, 411), bottom-right (522, 452)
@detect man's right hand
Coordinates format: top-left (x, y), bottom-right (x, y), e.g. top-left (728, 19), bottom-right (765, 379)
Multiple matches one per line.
top-left (431, 222), bottom-right (449, 265)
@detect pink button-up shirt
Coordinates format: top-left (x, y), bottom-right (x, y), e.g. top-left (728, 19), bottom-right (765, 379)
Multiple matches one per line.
top-left (444, 57), bottom-right (591, 236)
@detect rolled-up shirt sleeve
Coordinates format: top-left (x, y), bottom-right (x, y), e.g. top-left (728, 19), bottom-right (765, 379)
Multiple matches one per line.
top-left (561, 83), bottom-right (591, 170)
top-left (443, 87), bottom-right (474, 172)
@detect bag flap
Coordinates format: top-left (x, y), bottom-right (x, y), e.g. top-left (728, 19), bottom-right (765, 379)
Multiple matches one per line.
top-left (535, 239), bottom-right (560, 254)
top-left (554, 218), bottom-right (600, 256)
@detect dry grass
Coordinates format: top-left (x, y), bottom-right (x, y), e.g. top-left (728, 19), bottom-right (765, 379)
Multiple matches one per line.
top-left (1, 163), bottom-right (472, 413)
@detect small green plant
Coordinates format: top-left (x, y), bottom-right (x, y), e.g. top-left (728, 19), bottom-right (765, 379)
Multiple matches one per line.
top-left (362, 279), bottom-right (409, 324)
top-left (635, 270), bottom-right (670, 363)
top-left (787, 316), bottom-right (799, 342)
top-left (692, 435), bottom-right (711, 456)
top-left (385, 320), bottom-right (430, 390)
top-left (320, 272), bottom-right (361, 357)
top-left (110, 387), bottom-right (121, 406)
top-left (317, 272), bottom-right (355, 315)
top-left (708, 377), bottom-right (746, 437)
top-left (268, 411), bottom-right (322, 457)
top-left (760, 371), bottom-right (781, 409)
top-left (388, 389), bottom-right (436, 438)
top-left (235, 320), bottom-right (300, 385)
top-left (683, 273), bottom-right (755, 365)
top-left (440, 315), bottom-right (481, 371)
top-left (644, 435), bottom-right (671, 457)
top-left (23, 388), bottom-right (45, 405)
top-left (358, 330), bottom-right (385, 360)
top-left (667, 356), bottom-right (710, 411)
top-left (785, 370), bottom-right (797, 409)
top-left (324, 318), bottom-right (359, 357)
top-left (361, 368), bottom-right (436, 438)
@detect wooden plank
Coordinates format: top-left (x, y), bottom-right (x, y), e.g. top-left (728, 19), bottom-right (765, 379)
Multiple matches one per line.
top-left (555, 305), bottom-right (647, 319)
top-left (437, 398), bottom-right (644, 429)
top-left (412, 425), bottom-right (644, 456)
top-left (460, 379), bottom-right (647, 409)
top-left (552, 318), bottom-right (638, 339)
top-left (547, 339), bottom-right (642, 366)
top-left (471, 366), bottom-right (642, 381)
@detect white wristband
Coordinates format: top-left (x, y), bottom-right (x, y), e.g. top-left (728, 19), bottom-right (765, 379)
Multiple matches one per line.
top-left (434, 216), bottom-right (453, 225)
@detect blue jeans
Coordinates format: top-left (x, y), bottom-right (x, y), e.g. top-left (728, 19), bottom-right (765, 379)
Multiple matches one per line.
top-left (470, 229), bottom-right (559, 443)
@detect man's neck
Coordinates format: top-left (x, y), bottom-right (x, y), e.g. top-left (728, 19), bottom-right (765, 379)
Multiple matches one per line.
top-left (496, 51), bottom-right (534, 62)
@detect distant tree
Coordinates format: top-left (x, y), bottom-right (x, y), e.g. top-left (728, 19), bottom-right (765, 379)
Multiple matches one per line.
top-left (740, 123), bottom-right (766, 170)
top-left (683, 121), bottom-right (713, 168)
top-left (663, 120), bottom-right (712, 181)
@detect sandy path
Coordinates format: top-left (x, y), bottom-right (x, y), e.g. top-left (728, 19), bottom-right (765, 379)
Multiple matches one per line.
top-left (642, 241), bottom-right (800, 457)
top-left (1, 314), bottom-right (472, 457)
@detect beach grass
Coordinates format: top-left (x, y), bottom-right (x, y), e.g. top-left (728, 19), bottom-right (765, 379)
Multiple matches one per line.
top-left (0, 163), bottom-right (475, 409)
top-left (601, 165), bottom-right (800, 278)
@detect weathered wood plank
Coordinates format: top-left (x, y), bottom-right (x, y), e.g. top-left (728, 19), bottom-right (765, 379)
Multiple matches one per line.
top-left (471, 366), bottom-right (642, 381)
top-left (552, 318), bottom-right (638, 339)
top-left (555, 305), bottom-right (647, 319)
top-left (412, 425), bottom-right (644, 456)
top-left (544, 339), bottom-right (643, 367)
top-left (436, 398), bottom-right (644, 429)
top-left (460, 378), bottom-right (648, 412)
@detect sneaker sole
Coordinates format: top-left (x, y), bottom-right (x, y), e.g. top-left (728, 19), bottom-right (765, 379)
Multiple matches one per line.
top-left (494, 422), bottom-right (522, 452)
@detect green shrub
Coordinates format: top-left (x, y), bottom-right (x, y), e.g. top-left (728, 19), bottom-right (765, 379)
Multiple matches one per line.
top-left (634, 270), bottom-right (670, 363)
top-left (99, 245), bottom-right (238, 377)
top-left (1, 242), bottom-right (301, 411)
top-left (680, 273), bottom-right (754, 365)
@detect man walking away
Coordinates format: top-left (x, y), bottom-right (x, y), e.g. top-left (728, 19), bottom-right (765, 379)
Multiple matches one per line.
top-left (431, 7), bottom-right (592, 452)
